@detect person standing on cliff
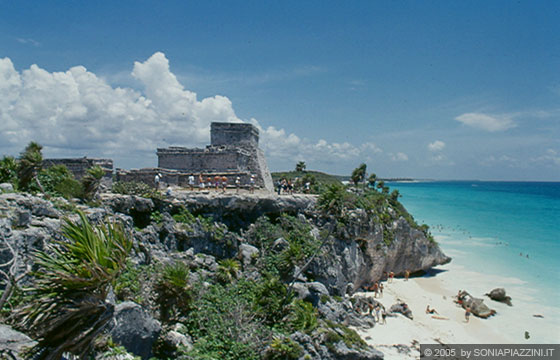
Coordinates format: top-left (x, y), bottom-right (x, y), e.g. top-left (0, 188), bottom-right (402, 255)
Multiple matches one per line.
top-left (214, 175), bottom-right (220, 191)
top-left (199, 174), bottom-right (205, 190)
top-left (250, 174), bottom-right (255, 193)
top-left (405, 270), bottom-right (410, 281)
top-left (188, 175), bottom-right (195, 191)
top-left (154, 173), bottom-right (161, 190)
top-left (235, 176), bottom-right (241, 193)
top-left (221, 176), bottom-right (228, 193)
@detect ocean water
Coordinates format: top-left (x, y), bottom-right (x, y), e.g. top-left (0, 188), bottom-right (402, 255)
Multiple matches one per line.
top-left (387, 181), bottom-right (560, 308)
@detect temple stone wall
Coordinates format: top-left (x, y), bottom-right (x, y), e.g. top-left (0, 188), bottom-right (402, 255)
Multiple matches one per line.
top-left (157, 147), bottom-right (250, 173)
top-left (153, 122), bottom-right (273, 192)
top-left (210, 122), bottom-right (259, 148)
top-left (43, 158), bottom-right (113, 185)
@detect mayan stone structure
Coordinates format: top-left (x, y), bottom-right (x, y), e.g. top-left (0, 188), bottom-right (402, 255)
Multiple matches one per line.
top-left (118, 122), bottom-right (273, 191)
top-left (43, 157), bottom-right (113, 185)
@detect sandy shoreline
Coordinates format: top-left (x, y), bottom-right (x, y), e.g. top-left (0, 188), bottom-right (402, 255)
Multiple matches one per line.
top-left (353, 262), bottom-right (560, 359)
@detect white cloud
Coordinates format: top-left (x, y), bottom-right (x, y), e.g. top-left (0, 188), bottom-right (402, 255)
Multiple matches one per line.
top-left (0, 53), bottom-right (242, 162)
top-left (0, 52), bottom-right (383, 170)
top-left (455, 112), bottom-right (516, 132)
top-left (390, 152), bottom-right (408, 162)
top-left (16, 37), bottom-right (40, 47)
top-left (428, 140), bottom-right (445, 152)
top-left (531, 149), bottom-right (560, 166)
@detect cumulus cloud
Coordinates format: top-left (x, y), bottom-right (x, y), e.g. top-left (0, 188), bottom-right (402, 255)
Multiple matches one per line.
top-left (455, 112), bottom-right (516, 132)
top-left (0, 53), bottom-right (238, 158)
top-left (428, 140), bottom-right (445, 152)
top-left (531, 149), bottom-right (560, 166)
top-left (390, 152), bottom-right (408, 162)
top-left (0, 52), bottom-right (385, 169)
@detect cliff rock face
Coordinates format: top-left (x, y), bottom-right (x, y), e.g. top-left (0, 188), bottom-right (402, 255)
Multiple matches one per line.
top-left (100, 192), bottom-right (449, 296)
top-left (309, 211), bottom-right (450, 295)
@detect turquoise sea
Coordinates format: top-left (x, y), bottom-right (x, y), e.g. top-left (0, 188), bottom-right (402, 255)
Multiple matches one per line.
top-left (387, 181), bottom-right (560, 309)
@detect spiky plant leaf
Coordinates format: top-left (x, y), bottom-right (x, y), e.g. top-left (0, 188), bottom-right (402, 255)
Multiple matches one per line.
top-left (14, 211), bottom-right (131, 360)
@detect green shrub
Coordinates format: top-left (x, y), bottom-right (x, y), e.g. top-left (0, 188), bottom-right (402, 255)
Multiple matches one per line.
top-left (112, 181), bottom-right (154, 197)
top-left (155, 261), bottom-right (192, 323)
top-left (55, 177), bottom-right (84, 199)
top-left (150, 210), bottom-right (164, 224)
top-left (264, 336), bottom-right (303, 360)
top-left (184, 280), bottom-right (266, 360)
top-left (254, 275), bottom-right (292, 327)
top-left (247, 215), bottom-right (320, 278)
top-left (0, 155), bottom-right (18, 188)
top-left (324, 320), bottom-right (368, 351)
top-left (114, 260), bottom-right (152, 304)
top-left (286, 299), bottom-right (318, 334)
top-left (17, 141), bottom-right (43, 192)
top-left (216, 258), bottom-right (240, 284)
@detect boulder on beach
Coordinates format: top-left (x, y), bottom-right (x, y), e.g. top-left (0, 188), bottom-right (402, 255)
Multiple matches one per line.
top-left (390, 301), bottom-right (413, 320)
top-left (485, 288), bottom-right (512, 306)
top-left (457, 291), bottom-right (496, 318)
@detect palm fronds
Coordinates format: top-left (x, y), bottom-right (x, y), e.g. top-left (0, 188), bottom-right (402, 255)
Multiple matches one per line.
top-left (14, 211), bottom-right (131, 359)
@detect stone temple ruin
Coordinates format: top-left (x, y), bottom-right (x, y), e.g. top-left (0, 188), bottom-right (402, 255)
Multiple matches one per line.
top-left (117, 122), bottom-right (274, 191)
top-left (43, 157), bottom-right (113, 186)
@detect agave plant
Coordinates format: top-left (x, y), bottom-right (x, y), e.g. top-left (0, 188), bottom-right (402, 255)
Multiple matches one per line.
top-left (216, 258), bottom-right (240, 284)
top-left (155, 261), bottom-right (192, 323)
top-left (15, 211), bottom-right (131, 360)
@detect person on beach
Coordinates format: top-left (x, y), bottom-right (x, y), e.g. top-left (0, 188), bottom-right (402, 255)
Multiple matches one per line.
top-left (382, 271), bottom-right (388, 281)
top-left (373, 282), bottom-right (379, 298)
top-left (389, 271), bottom-right (394, 283)
top-left (405, 270), bottom-right (410, 281)
top-left (426, 305), bottom-right (439, 315)
top-left (375, 304), bottom-right (381, 322)
top-left (381, 309), bottom-right (387, 324)
top-left (367, 303), bottom-right (375, 321)
top-left (465, 307), bottom-right (471, 323)
top-left (379, 283), bottom-right (384, 298)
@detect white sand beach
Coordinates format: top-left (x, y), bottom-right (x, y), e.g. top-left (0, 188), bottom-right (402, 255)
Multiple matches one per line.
top-left (353, 262), bottom-right (560, 359)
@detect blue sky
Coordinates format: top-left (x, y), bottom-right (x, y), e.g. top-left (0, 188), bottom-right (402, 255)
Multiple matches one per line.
top-left (1, 1), bottom-right (559, 180)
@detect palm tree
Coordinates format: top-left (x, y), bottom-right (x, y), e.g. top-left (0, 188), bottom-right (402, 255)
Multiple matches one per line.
top-left (15, 211), bottom-right (131, 359)
top-left (17, 141), bottom-right (44, 192)
top-left (295, 161), bottom-right (306, 172)
top-left (351, 163), bottom-right (367, 185)
top-left (367, 173), bottom-right (377, 189)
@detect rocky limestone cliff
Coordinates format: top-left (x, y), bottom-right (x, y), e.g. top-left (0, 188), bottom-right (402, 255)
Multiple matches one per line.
top-left (0, 187), bottom-right (450, 359)
top-left (100, 191), bottom-right (450, 295)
